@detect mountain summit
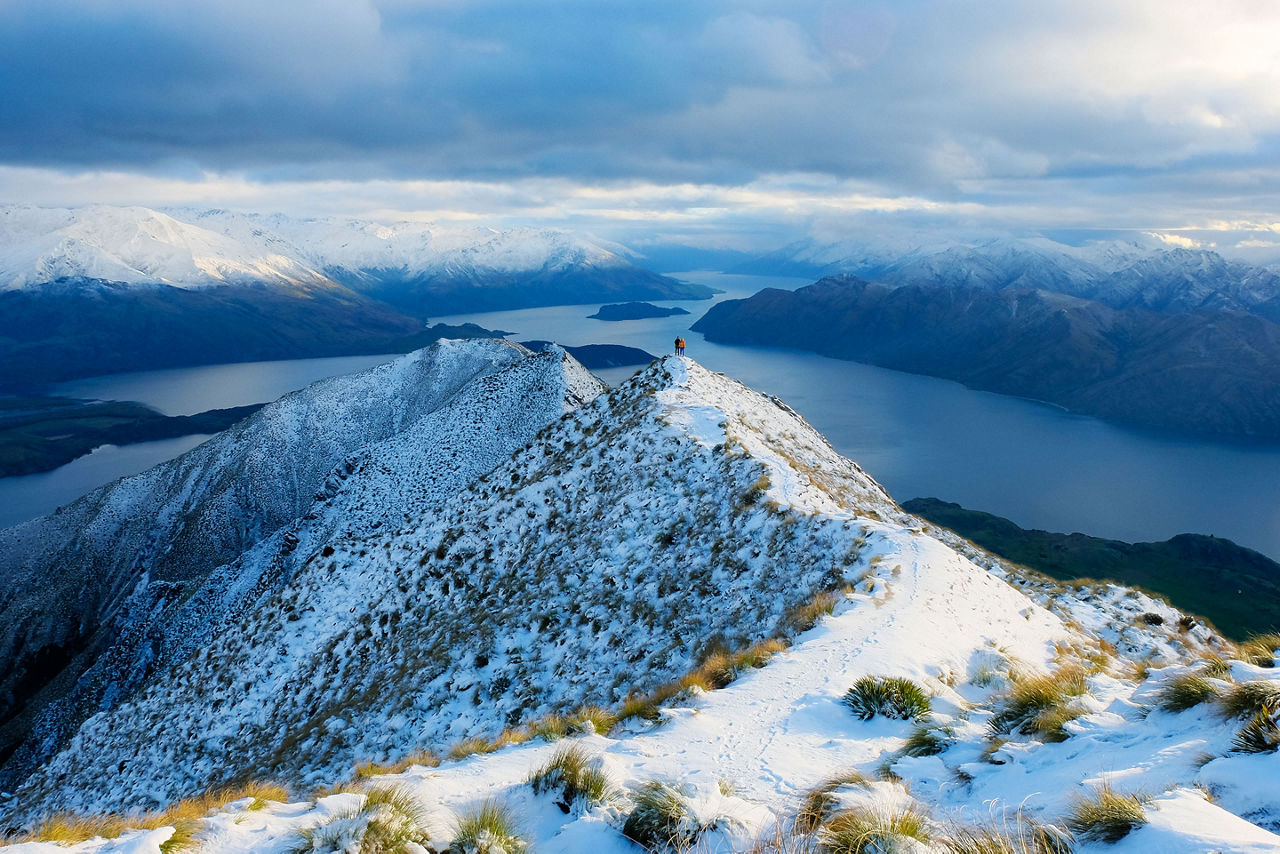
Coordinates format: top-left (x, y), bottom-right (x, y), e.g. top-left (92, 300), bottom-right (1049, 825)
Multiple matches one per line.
top-left (4, 349), bottom-right (1279, 852)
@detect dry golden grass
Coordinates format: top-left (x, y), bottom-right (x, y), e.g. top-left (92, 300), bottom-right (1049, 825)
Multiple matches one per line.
top-left (354, 749), bottom-right (441, 780)
top-left (3, 780), bottom-right (291, 850)
top-left (447, 736), bottom-right (500, 761)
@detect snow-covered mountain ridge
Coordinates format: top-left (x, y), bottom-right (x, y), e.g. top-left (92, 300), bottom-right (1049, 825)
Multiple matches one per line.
top-left (0, 206), bottom-right (713, 314)
top-left (0, 340), bottom-right (603, 794)
top-left (740, 236), bottom-right (1280, 323)
top-left (5, 351), bottom-right (1280, 853)
top-left (0, 206), bottom-right (635, 292)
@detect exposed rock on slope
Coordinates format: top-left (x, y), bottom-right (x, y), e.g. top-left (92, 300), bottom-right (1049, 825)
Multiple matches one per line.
top-left (0, 340), bottom-right (598, 791)
top-left (692, 275), bottom-right (1280, 440)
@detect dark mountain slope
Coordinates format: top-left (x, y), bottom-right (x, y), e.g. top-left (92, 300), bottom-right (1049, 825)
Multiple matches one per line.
top-left (0, 278), bottom-right (499, 391)
top-left (905, 498), bottom-right (1280, 640)
top-left (692, 275), bottom-right (1280, 440)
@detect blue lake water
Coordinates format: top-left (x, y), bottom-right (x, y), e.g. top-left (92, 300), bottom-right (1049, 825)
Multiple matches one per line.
top-left (2, 271), bottom-right (1278, 562)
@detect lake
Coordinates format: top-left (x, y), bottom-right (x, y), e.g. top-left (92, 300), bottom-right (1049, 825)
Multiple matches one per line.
top-left (3, 271), bottom-right (1278, 563)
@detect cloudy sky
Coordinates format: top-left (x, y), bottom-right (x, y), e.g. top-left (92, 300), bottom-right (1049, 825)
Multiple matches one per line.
top-left (3, 0), bottom-right (1280, 257)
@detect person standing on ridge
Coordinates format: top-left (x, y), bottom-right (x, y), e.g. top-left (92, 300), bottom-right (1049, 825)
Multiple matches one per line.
top-left (675, 336), bottom-right (686, 356)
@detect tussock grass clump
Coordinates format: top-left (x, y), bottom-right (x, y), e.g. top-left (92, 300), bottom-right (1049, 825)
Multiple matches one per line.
top-left (355, 749), bottom-right (442, 779)
top-left (1066, 783), bottom-right (1149, 843)
top-left (1156, 673), bottom-right (1224, 713)
top-left (451, 798), bottom-right (528, 854)
top-left (294, 786), bottom-right (432, 853)
top-left (988, 667), bottom-right (1088, 742)
top-left (794, 772), bottom-right (870, 835)
top-left (20, 812), bottom-right (128, 845)
top-left (528, 713), bottom-right (570, 741)
top-left (939, 816), bottom-right (1074, 854)
top-left (1238, 633), bottom-right (1280, 668)
top-left (622, 781), bottom-right (699, 850)
top-left (843, 676), bottom-right (932, 721)
top-left (902, 722), bottom-right (956, 758)
top-left (694, 639), bottom-right (789, 691)
top-left (448, 736), bottom-right (499, 761)
top-left (1218, 681), bottom-right (1280, 720)
top-left (570, 705), bottom-right (619, 736)
top-left (819, 804), bottom-right (932, 854)
top-left (735, 638), bottom-right (788, 670)
top-left (780, 591), bottom-right (839, 636)
top-left (16, 781), bottom-right (295, 850)
top-left (1232, 702), bottom-right (1280, 754)
top-left (1199, 654), bottom-right (1233, 680)
top-left (528, 744), bottom-right (617, 813)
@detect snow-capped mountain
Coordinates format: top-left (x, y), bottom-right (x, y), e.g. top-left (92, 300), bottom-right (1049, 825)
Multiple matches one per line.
top-left (0, 205), bottom-right (331, 290)
top-left (0, 206), bottom-right (713, 313)
top-left (6, 351), bottom-right (1279, 853)
top-left (737, 235), bottom-right (1280, 323)
top-left (0, 340), bottom-right (602, 791)
top-left (0, 205), bottom-right (713, 389)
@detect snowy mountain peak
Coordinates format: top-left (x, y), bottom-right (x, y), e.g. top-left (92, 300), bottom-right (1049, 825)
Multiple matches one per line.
top-left (0, 204), bottom-right (330, 290)
top-left (0, 205), bottom-right (659, 293)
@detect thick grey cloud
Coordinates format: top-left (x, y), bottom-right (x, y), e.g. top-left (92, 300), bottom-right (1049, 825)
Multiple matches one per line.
top-left (2, 0), bottom-right (1279, 248)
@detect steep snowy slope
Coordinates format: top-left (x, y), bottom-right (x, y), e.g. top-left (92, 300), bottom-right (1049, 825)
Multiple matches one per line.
top-left (11, 356), bottom-right (902, 814)
top-left (0, 340), bottom-right (594, 791)
top-left (5, 357), bottom-right (1280, 854)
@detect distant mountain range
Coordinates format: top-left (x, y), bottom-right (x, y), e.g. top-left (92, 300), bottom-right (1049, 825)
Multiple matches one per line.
top-left (693, 275), bottom-right (1280, 440)
top-left (735, 236), bottom-right (1280, 323)
top-left (0, 205), bottom-right (711, 388)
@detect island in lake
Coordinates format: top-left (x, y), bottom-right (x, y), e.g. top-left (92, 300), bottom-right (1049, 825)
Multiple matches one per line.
top-left (587, 301), bottom-right (691, 321)
top-left (520, 341), bottom-right (655, 369)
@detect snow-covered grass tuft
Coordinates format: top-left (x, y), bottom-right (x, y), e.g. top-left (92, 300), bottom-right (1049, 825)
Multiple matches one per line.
top-left (528, 743), bottom-right (617, 813)
top-left (570, 705), bottom-right (619, 736)
top-left (779, 590), bottom-right (840, 636)
top-left (451, 798), bottom-right (527, 854)
top-left (1218, 680), bottom-right (1280, 720)
top-left (1156, 673), bottom-right (1225, 713)
top-left (988, 666), bottom-right (1087, 742)
top-left (819, 802), bottom-right (933, 853)
top-left (293, 785), bottom-right (432, 854)
top-left (695, 639), bottom-right (789, 690)
top-left (7, 780), bottom-right (292, 849)
top-left (13, 812), bottom-right (128, 846)
top-left (901, 721), bottom-right (957, 757)
top-left (355, 749), bottom-right (441, 779)
top-left (528, 713), bottom-right (571, 742)
top-left (1237, 633), bottom-right (1280, 668)
top-left (739, 825), bottom-right (820, 853)
top-left (448, 737), bottom-right (500, 762)
top-left (1232, 702), bottom-right (1280, 754)
top-left (1199, 653), bottom-right (1233, 679)
top-left (1066, 782), bottom-right (1150, 843)
top-left (794, 772), bottom-right (869, 834)
top-left (843, 676), bottom-right (932, 721)
top-left (939, 812), bottom-right (1074, 854)
top-left (622, 780), bottom-right (700, 850)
